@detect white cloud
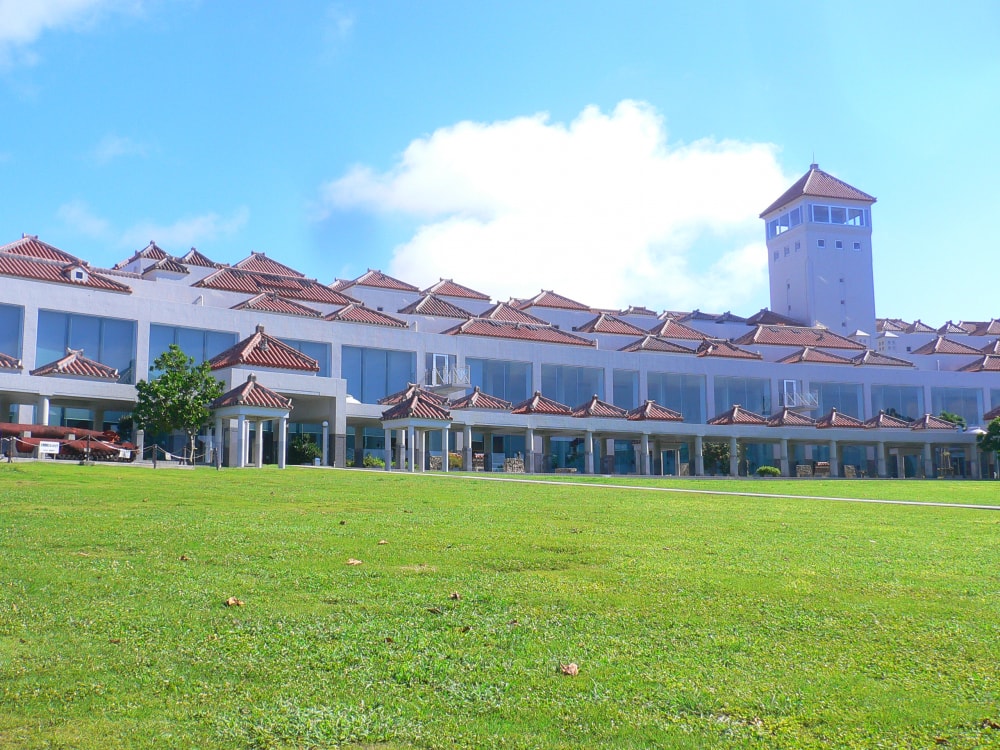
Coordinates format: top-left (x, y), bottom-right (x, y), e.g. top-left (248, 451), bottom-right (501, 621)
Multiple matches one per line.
top-left (90, 133), bottom-right (150, 164)
top-left (120, 207), bottom-right (250, 250)
top-left (319, 101), bottom-right (791, 313)
top-left (324, 4), bottom-right (354, 44)
top-left (58, 199), bottom-right (112, 238)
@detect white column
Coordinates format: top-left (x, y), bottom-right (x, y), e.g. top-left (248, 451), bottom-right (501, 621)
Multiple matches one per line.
top-left (877, 442), bottom-right (887, 478)
top-left (729, 436), bottom-right (739, 477)
top-left (383, 428), bottom-right (392, 470)
top-left (277, 417), bottom-right (287, 469)
top-left (694, 435), bottom-right (704, 476)
top-left (526, 428), bottom-right (535, 473)
top-left (640, 434), bottom-right (650, 476)
top-left (395, 428), bottom-right (405, 469)
top-left (321, 420), bottom-right (330, 466)
top-left (214, 417), bottom-right (223, 468)
top-left (36, 396), bottom-right (50, 426)
top-left (255, 420), bottom-right (264, 468)
top-left (407, 425), bottom-right (416, 473)
top-left (780, 438), bottom-right (789, 477)
top-left (420, 430), bottom-right (427, 472)
top-left (463, 425), bottom-right (473, 471)
top-left (237, 414), bottom-right (246, 468)
top-left (441, 426), bottom-right (450, 472)
top-left (829, 440), bottom-right (839, 478)
top-left (923, 443), bottom-right (934, 478)
top-left (584, 430), bottom-right (594, 474)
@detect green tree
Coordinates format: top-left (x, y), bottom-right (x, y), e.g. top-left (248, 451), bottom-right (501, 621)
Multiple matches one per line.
top-left (133, 345), bottom-right (224, 463)
top-left (939, 411), bottom-right (966, 429)
top-left (978, 418), bottom-right (1000, 478)
top-left (288, 433), bottom-right (322, 465)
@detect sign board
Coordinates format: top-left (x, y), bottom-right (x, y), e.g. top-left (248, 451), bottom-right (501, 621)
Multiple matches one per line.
top-left (38, 441), bottom-right (61, 455)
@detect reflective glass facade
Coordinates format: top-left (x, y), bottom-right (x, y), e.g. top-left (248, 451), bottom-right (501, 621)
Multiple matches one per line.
top-left (0, 303), bottom-right (23, 358)
top-left (931, 387), bottom-right (982, 427)
top-left (467, 358), bottom-right (531, 404)
top-left (541, 364), bottom-right (604, 407)
top-left (281, 338), bottom-right (331, 377)
top-left (814, 381), bottom-right (863, 418)
top-left (38, 310), bottom-right (137, 383)
top-left (714, 375), bottom-right (771, 416)
top-left (342, 346), bottom-right (416, 403)
top-left (647, 372), bottom-right (705, 423)
top-left (149, 324), bottom-right (237, 368)
top-left (612, 369), bottom-right (639, 410)
top-left (871, 384), bottom-right (923, 422)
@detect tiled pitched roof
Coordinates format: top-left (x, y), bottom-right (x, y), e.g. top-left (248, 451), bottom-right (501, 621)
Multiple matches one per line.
top-left (208, 325), bottom-right (320, 372)
top-left (478, 302), bottom-right (548, 324)
top-left (708, 404), bottom-right (767, 426)
top-left (980, 339), bottom-right (1000, 355)
top-left (734, 325), bottom-right (866, 350)
top-left (937, 320), bottom-right (968, 335)
top-left (696, 339), bottom-right (762, 360)
top-left (378, 384), bottom-right (450, 407)
top-left (180, 247), bottom-right (218, 267)
top-left (113, 241), bottom-right (170, 269)
top-left (397, 294), bottom-right (471, 319)
top-left (958, 355), bottom-right (1000, 373)
top-left (329, 278), bottom-right (353, 292)
top-left (967, 319), bottom-right (1000, 336)
top-left (381, 392), bottom-right (452, 421)
top-left (760, 163), bottom-right (876, 217)
top-left (195, 267), bottom-right (356, 305)
top-left (0, 352), bottom-right (22, 370)
top-left (142, 256), bottom-right (189, 275)
top-left (618, 336), bottom-right (696, 354)
top-left (876, 318), bottom-right (908, 332)
top-left (619, 305), bottom-right (658, 317)
top-left (864, 411), bottom-right (912, 429)
top-left (570, 395), bottom-right (628, 419)
top-left (326, 303), bottom-right (408, 328)
top-left (745, 308), bottom-right (806, 326)
top-left (2, 235), bottom-right (83, 263)
top-left (645, 318), bottom-right (706, 340)
top-left (679, 309), bottom-right (747, 324)
top-left (910, 414), bottom-right (961, 430)
top-left (348, 269), bottom-right (420, 292)
top-left (30, 349), bottom-right (119, 379)
top-left (449, 386), bottom-right (512, 410)
top-left (626, 400), bottom-right (683, 422)
top-left (904, 319), bottom-right (936, 334)
top-left (510, 391), bottom-right (572, 415)
top-left (0, 253), bottom-right (132, 293)
top-left (777, 347), bottom-right (854, 365)
top-left (573, 313), bottom-right (647, 336)
top-left (231, 293), bottom-right (323, 318)
top-left (444, 319), bottom-right (596, 347)
top-left (984, 405), bottom-right (1000, 422)
top-left (765, 408), bottom-right (816, 427)
top-left (815, 408), bottom-right (865, 429)
top-left (517, 289), bottom-right (591, 311)
top-left (422, 278), bottom-right (491, 300)
top-left (851, 350), bottom-right (915, 367)
top-left (910, 336), bottom-right (982, 356)
top-left (211, 374), bottom-right (292, 410)
top-left (233, 252), bottom-right (305, 278)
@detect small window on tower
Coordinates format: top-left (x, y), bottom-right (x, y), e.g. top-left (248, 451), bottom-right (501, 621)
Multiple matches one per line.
top-left (784, 246), bottom-right (790, 256)
top-left (795, 241), bottom-right (801, 250)
top-left (773, 251), bottom-right (779, 261)
top-left (835, 240), bottom-right (843, 249)
top-left (817, 239), bottom-right (826, 248)
top-left (853, 241), bottom-right (861, 251)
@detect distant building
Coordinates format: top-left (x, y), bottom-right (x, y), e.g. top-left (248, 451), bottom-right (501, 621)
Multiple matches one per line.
top-left (0, 165), bottom-right (995, 478)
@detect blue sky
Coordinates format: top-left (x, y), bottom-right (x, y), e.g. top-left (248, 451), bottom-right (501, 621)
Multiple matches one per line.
top-left (2, 1), bottom-right (999, 324)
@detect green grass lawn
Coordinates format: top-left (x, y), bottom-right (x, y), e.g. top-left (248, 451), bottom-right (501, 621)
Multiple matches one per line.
top-left (2, 463), bottom-right (1000, 749)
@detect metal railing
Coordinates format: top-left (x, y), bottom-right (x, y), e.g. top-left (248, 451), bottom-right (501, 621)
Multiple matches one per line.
top-left (781, 391), bottom-right (819, 408)
top-left (423, 365), bottom-right (471, 387)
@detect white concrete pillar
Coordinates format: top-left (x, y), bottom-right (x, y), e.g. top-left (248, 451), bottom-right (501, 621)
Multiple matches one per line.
top-left (441, 426), bottom-right (450, 472)
top-left (277, 417), bottom-right (288, 469)
top-left (694, 435), bottom-right (704, 476)
top-left (923, 443), bottom-right (934, 478)
top-left (640, 434), bottom-right (650, 476)
top-left (214, 418), bottom-right (223, 468)
top-left (780, 438), bottom-right (789, 477)
top-left (36, 396), bottom-right (50, 426)
top-left (255, 420), bottom-right (264, 468)
top-left (321, 420), bottom-right (330, 466)
top-left (407, 425), bottom-right (416, 473)
top-left (877, 442), bottom-right (887, 478)
top-left (420, 430), bottom-right (427, 472)
top-left (585, 430), bottom-right (594, 474)
top-left (237, 414), bottom-right (246, 468)
top-left (463, 425), bottom-right (473, 471)
top-left (829, 440), bottom-right (839, 478)
top-left (729, 436), bottom-right (739, 477)
top-left (526, 428), bottom-right (535, 473)
top-left (383, 428), bottom-right (392, 470)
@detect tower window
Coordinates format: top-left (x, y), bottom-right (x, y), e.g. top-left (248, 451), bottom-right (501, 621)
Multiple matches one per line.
top-left (784, 246), bottom-right (790, 256)
top-left (835, 240), bottom-right (843, 249)
top-left (773, 251), bottom-right (779, 261)
top-left (817, 239), bottom-right (826, 248)
top-left (853, 241), bottom-right (861, 251)
top-left (795, 241), bottom-right (800, 251)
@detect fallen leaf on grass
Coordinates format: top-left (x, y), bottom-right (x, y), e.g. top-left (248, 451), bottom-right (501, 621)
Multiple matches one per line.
top-left (109, 638), bottom-right (121, 644)
top-left (508, 619), bottom-right (519, 626)
top-left (384, 637), bottom-right (395, 644)
top-left (346, 559), bottom-right (363, 566)
top-left (461, 625), bottom-right (471, 633)
top-left (935, 738), bottom-right (948, 746)
top-left (339, 520), bottom-right (346, 525)
top-left (179, 555), bottom-right (190, 561)
top-left (560, 663), bottom-right (579, 676)
top-left (449, 592), bottom-right (461, 600)
top-left (225, 596), bottom-right (244, 607)
top-left (378, 540), bottom-right (388, 545)
top-left (982, 719), bottom-right (1000, 730)
top-left (426, 607), bottom-right (443, 615)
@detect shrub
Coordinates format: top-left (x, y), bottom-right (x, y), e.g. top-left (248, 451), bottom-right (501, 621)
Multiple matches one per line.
top-left (363, 453), bottom-right (385, 468)
top-left (756, 465), bottom-right (781, 477)
top-left (448, 452), bottom-right (463, 470)
top-left (288, 434), bottom-right (322, 465)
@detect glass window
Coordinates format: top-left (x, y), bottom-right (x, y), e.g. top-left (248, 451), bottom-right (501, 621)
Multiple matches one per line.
top-left (772, 251), bottom-right (779, 261)
top-left (767, 219), bottom-right (778, 239)
top-left (990, 390), bottom-right (1000, 421)
top-left (342, 346), bottom-right (416, 403)
top-left (835, 240), bottom-right (843, 249)
top-left (830, 207), bottom-right (847, 224)
top-left (613, 369), bottom-right (639, 410)
top-left (871, 385), bottom-right (923, 422)
top-left (789, 207), bottom-right (802, 227)
top-left (148, 324), bottom-right (238, 374)
top-left (847, 208), bottom-right (865, 226)
top-left (0, 304), bottom-right (23, 358)
top-left (647, 372), bottom-right (705, 423)
top-left (817, 239), bottom-right (825, 248)
top-left (814, 381), bottom-right (863, 418)
top-left (541, 364), bottom-right (604, 407)
top-left (281, 338), bottom-right (330, 377)
top-left (468, 358), bottom-right (532, 403)
top-left (812, 205), bottom-right (830, 223)
top-left (931, 387), bottom-right (983, 427)
top-left (38, 310), bottom-right (138, 384)
top-left (714, 376), bottom-right (771, 416)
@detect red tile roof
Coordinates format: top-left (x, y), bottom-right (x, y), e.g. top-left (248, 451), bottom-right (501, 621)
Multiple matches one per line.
top-left (381, 392), bottom-right (452, 421)
top-left (142, 256), bottom-right (189, 275)
top-left (696, 339), bottom-right (762, 360)
top-left (679, 309), bottom-right (747, 324)
top-left (777, 347), bottom-right (854, 365)
top-left (618, 336), bottom-right (696, 354)
top-left (760, 163), bottom-right (876, 217)
top-left (1, 235), bottom-right (83, 263)
top-left (619, 305), bottom-right (658, 317)
top-left (233, 252), bottom-right (305, 278)
top-left (876, 318), bottom-right (908, 333)
top-left (180, 247), bottom-right (218, 267)
top-left (984, 405), bottom-right (1000, 422)
top-left (937, 320), bottom-right (967, 335)
top-left (113, 241), bottom-right (170, 269)
top-left (517, 290), bottom-right (590, 311)
top-left (195, 267), bottom-right (356, 305)
top-left (910, 336), bottom-right (982, 356)
top-left (626, 400), bottom-right (684, 422)
top-left (422, 278), bottom-right (491, 300)
top-left (980, 339), bottom-right (1000, 355)
top-left (645, 318), bottom-right (706, 340)
top-left (379, 384), bottom-right (450, 407)
top-left (574, 313), bottom-right (647, 336)
top-left (967, 320), bottom-right (1000, 336)
top-left (570, 395), bottom-right (628, 419)
top-left (449, 386), bottom-right (512, 410)
top-left (708, 404), bottom-right (767, 425)
top-left (211, 374), bottom-right (293, 410)
top-left (745, 308), bottom-right (806, 326)
top-left (765, 408), bottom-right (816, 427)
top-left (209, 325), bottom-right (320, 372)
top-left (478, 302), bottom-right (549, 325)
top-left (325, 303), bottom-right (408, 328)
top-left (329, 278), bottom-right (353, 292)
top-left (904, 319), bottom-right (936, 334)
top-left (815, 408), bottom-right (865, 429)
top-left (734, 325), bottom-right (866, 350)
top-left (864, 411), bottom-right (912, 429)
top-left (0, 352), bottom-right (22, 370)
top-left (510, 391), bottom-right (572, 415)
top-left (444, 319), bottom-right (596, 347)
top-left (0, 253), bottom-right (132, 293)
top-left (909, 414), bottom-right (961, 431)
top-left (958, 355), bottom-right (1000, 373)
top-left (346, 269), bottom-right (420, 292)
top-left (397, 294), bottom-right (471, 319)
top-left (232, 293), bottom-right (322, 318)
top-left (30, 349), bottom-right (119, 380)
top-left (851, 350), bottom-right (915, 368)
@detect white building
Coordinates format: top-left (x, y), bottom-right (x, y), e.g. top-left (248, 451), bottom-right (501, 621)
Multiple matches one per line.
top-left (1, 165), bottom-right (996, 478)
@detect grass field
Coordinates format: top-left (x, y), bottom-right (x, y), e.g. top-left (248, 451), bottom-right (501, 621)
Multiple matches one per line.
top-left (2, 463), bottom-right (1000, 749)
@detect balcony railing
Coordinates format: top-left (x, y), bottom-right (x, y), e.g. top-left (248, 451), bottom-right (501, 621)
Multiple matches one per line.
top-left (423, 365), bottom-right (471, 388)
top-left (781, 391), bottom-right (819, 409)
